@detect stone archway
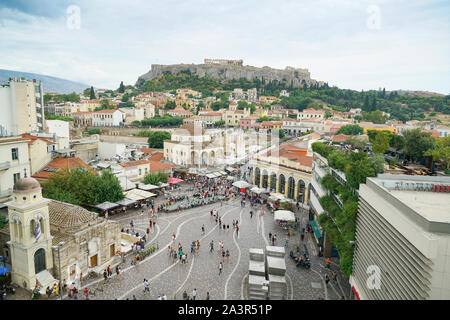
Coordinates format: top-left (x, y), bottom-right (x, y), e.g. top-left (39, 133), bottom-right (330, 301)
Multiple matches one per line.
top-left (278, 174), bottom-right (286, 194)
top-left (34, 248), bottom-right (46, 274)
top-left (287, 176), bottom-right (295, 199)
top-left (270, 172), bottom-right (277, 191)
top-left (297, 179), bottom-right (306, 203)
top-left (261, 170), bottom-right (268, 189)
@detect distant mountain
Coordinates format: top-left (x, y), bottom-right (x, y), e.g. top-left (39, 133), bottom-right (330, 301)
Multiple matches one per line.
top-left (0, 69), bottom-right (93, 94)
top-left (387, 90), bottom-right (446, 98)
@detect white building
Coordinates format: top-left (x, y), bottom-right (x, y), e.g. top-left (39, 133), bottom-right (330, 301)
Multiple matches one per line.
top-left (0, 136), bottom-right (31, 209)
top-left (0, 79), bottom-right (45, 136)
top-left (247, 88), bottom-right (258, 102)
top-left (92, 109), bottom-right (126, 127)
top-left (350, 175), bottom-right (450, 300)
top-left (45, 119), bottom-right (70, 139)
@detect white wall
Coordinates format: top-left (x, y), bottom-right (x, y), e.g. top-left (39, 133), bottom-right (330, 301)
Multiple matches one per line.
top-left (98, 141), bottom-right (127, 159)
top-left (46, 120), bottom-right (70, 138)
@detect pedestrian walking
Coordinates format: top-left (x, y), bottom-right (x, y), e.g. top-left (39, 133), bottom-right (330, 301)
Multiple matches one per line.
top-left (206, 292), bottom-right (210, 300)
top-left (103, 269), bottom-right (108, 281)
top-left (201, 225), bottom-right (205, 235)
top-left (192, 288), bottom-right (197, 300)
top-left (269, 232), bottom-right (272, 241)
top-left (333, 271), bottom-right (338, 282)
top-left (143, 279), bottom-right (150, 293)
top-left (325, 274), bottom-right (330, 286)
top-left (218, 262), bottom-right (223, 275)
top-left (210, 240), bottom-right (214, 253)
top-left (226, 249), bottom-right (230, 261)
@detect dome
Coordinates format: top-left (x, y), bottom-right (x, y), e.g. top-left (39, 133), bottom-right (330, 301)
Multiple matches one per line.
top-left (13, 177), bottom-right (41, 194)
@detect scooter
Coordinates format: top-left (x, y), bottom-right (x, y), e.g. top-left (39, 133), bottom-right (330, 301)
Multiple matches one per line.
top-left (290, 251), bottom-right (311, 269)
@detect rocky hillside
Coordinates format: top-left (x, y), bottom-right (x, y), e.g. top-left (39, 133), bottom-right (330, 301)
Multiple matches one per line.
top-left (137, 59), bottom-right (322, 88)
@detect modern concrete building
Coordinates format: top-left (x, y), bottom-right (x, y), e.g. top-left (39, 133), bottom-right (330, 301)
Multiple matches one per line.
top-left (0, 78), bottom-right (45, 136)
top-left (350, 175), bottom-right (450, 300)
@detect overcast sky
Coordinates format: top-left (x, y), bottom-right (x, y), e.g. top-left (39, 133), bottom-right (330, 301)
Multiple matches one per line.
top-left (0, 0), bottom-right (448, 93)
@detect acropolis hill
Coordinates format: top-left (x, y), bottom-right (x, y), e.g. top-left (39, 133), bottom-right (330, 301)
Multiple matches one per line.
top-left (137, 59), bottom-right (323, 87)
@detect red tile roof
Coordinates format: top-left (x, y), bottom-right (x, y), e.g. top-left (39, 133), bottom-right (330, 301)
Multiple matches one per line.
top-left (141, 148), bottom-right (159, 154)
top-left (148, 152), bottom-right (164, 162)
top-left (149, 161), bottom-right (175, 172)
top-left (93, 109), bottom-right (124, 114)
top-left (32, 157), bottom-right (94, 180)
top-left (119, 160), bottom-right (150, 168)
top-left (20, 134), bottom-right (55, 146)
top-left (332, 134), bottom-right (350, 143)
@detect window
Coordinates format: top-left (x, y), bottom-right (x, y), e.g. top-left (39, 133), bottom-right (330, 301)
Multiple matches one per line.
top-left (12, 148), bottom-right (18, 160)
top-left (13, 173), bottom-right (20, 184)
top-left (139, 169), bottom-right (142, 176)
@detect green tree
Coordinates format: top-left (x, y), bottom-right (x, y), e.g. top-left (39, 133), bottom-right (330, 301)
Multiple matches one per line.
top-left (95, 170), bottom-right (124, 203)
top-left (143, 172), bottom-right (168, 185)
top-left (324, 110), bottom-right (333, 119)
top-left (118, 81), bottom-right (125, 93)
top-left (425, 136), bottom-right (450, 170)
top-left (336, 124), bottom-right (364, 136)
top-left (164, 100), bottom-right (177, 110)
top-left (372, 131), bottom-right (390, 154)
top-left (345, 137), bottom-right (367, 150)
top-left (147, 131), bottom-right (171, 148)
top-left (89, 86), bottom-right (96, 99)
top-left (403, 129), bottom-right (435, 162)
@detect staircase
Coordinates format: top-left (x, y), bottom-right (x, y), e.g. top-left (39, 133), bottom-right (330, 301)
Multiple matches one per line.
top-left (35, 270), bottom-right (58, 294)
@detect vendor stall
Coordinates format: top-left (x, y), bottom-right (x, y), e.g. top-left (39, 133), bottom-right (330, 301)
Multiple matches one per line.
top-left (138, 183), bottom-right (160, 191)
top-left (274, 210), bottom-right (296, 232)
top-left (115, 198), bottom-right (137, 213)
top-left (94, 201), bottom-right (121, 216)
top-left (125, 189), bottom-right (157, 206)
top-left (168, 177), bottom-right (183, 184)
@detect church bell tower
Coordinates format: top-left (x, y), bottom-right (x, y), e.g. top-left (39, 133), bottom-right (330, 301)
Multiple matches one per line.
top-left (6, 172), bottom-right (53, 290)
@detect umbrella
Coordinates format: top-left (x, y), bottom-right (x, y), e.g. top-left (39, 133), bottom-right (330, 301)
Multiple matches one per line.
top-left (232, 181), bottom-right (252, 188)
top-left (168, 177), bottom-right (183, 184)
top-left (274, 210), bottom-right (295, 222)
top-left (0, 265), bottom-right (11, 275)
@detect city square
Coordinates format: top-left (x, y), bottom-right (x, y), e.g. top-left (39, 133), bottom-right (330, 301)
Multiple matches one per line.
top-left (62, 182), bottom-right (350, 301)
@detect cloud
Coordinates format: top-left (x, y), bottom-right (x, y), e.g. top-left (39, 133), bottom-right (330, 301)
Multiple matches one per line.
top-left (0, 0), bottom-right (448, 93)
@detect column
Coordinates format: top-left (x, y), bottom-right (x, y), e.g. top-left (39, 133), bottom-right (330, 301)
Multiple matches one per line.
top-left (259, 173), bottom-right (263, 187)
top-left (294, 181), bottom-right (299, 201)
top-left (304, 184), bottom-right (310, 204)
top-left (276, 176), bottom-right (280, 194)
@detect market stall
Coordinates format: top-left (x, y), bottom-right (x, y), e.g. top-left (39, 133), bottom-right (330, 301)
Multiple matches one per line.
top-left (274, 210), bottom-right (296, 232)
top-left (115, 198), bottom-right (137, 212)
top-left (125, 189), bottom-right (157, 206)
top-left (94, 201), bottom-right (121, 216)
top-left (168, 177), bottom-right (183, 184)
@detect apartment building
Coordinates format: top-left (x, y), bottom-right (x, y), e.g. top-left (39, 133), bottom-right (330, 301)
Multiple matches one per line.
top-left (93, 109), bottom-right (126, 127)
top-left (0, 136), bottom-right (31, 208)
top-left (0, 78), bottom-right (45, 136)
top-left (350, 175), bottom-right (450, 300)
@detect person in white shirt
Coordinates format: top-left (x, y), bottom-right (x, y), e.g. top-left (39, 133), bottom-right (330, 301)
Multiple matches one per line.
top-left (192, 288), bottom-right (197, 300)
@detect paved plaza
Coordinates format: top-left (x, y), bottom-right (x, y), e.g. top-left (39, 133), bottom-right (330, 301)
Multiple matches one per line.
top-left (51, 181), bottom-right (349, 301)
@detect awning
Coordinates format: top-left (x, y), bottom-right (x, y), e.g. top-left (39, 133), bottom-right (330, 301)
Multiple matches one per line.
top-left (159, 182), bottom-right (170, 188)
top-left (206, 173), bottom-right (217, 179)
top-left (125, 189), bottom-right (157, 201)
top-left (138, 183), bottom-right (160, 191)
top-left (232, 180), bottom-right (252, 188)
top-left (116, 198), bottom-right (137, 207)
top-left (94, 201), bottom-right (120, 211)
top-left (226, 176), bottom-right (235, 181)
top-left (168, 177), bottom-right (183, 184)
top-left (226, 167), bottom-right (237, 172)
top-left (274, 210), bottom-right (295, 222)
top-left (310, 220), bottom-right (323, 239)
top-left (250, 186), bottom-right (269, 194)
top-left (213, 172), bottom-right (222, 177)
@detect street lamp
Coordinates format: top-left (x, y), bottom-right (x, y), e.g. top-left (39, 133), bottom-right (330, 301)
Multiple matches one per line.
top-left (52, 241), bottom-right (65, 300)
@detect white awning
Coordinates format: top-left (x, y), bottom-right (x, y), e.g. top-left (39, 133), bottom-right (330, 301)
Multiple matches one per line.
top-left (274, 210), bottom-right (295, 222)
top-left (233, 180), bottom-right (252, 188)
top-left (206, 173), bottom-right (217, 179)
top-left (138, 183), bottom-right (160, 191)
top-left (125, 189), bottom-right (156, 201)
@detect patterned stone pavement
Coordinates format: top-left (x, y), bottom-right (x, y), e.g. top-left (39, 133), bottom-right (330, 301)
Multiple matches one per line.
top-left (72, 185), bottom-right (350, 301)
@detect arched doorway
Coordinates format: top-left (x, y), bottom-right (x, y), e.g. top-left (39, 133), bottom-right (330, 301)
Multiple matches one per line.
top-left (261, 170), bottom-right (268, 189)
top-left (34, 248), bottom-right (46, 274)
top-left (209, 151), bottom-right (215, 166)
top-left (254, 167), bottom-right (261, 187)
top-left (201, 152), bottom-right (207, 166)
top-left (287, 177), bottom-right (295, 199)
top-left (278, 174), bottom-right (285, 194)
top-left (297, 180), bottom-right (306, 203)
top-left (270, 173), bottom-right (277, 191)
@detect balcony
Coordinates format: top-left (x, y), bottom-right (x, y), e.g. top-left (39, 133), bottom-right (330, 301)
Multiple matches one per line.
top-left (311, 178), bottom-right (326, 198)
top-left (0, 161), bottom-right (11, 171)
top-left (309, 191), bottom-right (325, 215)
